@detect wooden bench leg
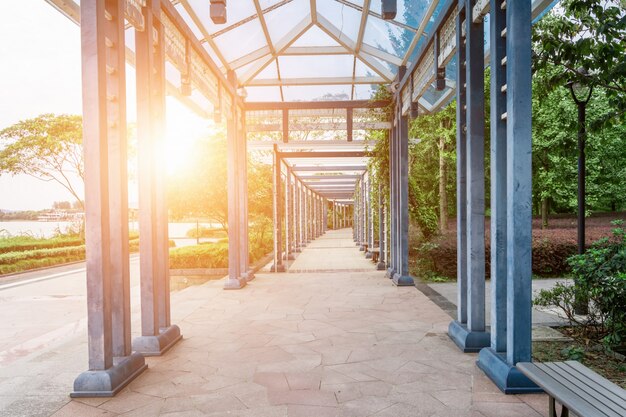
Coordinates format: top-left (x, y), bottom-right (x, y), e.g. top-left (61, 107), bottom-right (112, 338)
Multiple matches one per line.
top-left (549, 397), bottom-right (569, 417)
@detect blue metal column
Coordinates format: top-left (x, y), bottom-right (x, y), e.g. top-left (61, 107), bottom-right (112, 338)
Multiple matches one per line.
top-left (393, 110), bottom-right (413, 286)
top-left (489, 0), bottom-right (508, 353)
top-left (377, 181), bottom-right (387, 270)
top-left (478, 0), bottom-right (540, 394)
top-left (449, 0), bottom-right (490, 351)
top-left (270, 145), bottom-right (285, 272)
top-left (386, 113), bottom-right (397, 279)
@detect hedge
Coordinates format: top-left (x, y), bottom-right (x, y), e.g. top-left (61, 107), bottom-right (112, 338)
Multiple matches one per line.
top-left (0, 235), bottom-right (84, 254)
top-left (169, 243), bottom-right (229, 269)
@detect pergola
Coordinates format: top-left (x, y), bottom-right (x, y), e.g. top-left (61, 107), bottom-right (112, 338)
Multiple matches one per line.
top-left (46, 0), bottom-right (553, 399)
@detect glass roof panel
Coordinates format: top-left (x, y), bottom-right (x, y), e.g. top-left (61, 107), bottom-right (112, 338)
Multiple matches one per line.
top-left (263, 0), bottom-right (311, 46)
top-left (174, 3), bottom-right (205, 40)
top-left (360, 52), bottom-right (397, 76)
top-left (212, 19), bottom-right (267, 62)
top-left (290, 25), bottom-right (343, 47)
top-left (353, 84), bottom-right (375, 100)
top-left (282, 84), bottom-right (352, 101)
top-left (363, 15), bottom-right (414, 58)
top-left (317, 0), bottom-right (361, 42)
top-left (354, 58), bottom-right (375, 77)
top-left (187, 0), bottom-right (258, 36)
top-left (259, 0), bottom-right (286, 8)
top-left (245, 86), bottom-right (283, 101)
top-left (234, 57), bottom-right (265, 80)
top-left (278, 55), bottom-right (355, 78)
top-left (256, 59), bottom-right (279, 79)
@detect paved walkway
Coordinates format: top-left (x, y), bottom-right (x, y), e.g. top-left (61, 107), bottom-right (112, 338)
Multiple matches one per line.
top-left (12, 229), bottom-right (551, 417)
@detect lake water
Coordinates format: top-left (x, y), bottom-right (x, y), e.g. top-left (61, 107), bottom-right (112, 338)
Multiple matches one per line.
top-left (0, 221), bottom-right (220, 239)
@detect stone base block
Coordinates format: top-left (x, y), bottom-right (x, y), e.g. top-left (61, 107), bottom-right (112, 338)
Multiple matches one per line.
top-left (447, 320), bottom-right (490, 353)
top-left (376, 262), bottom-right (386, 271)
top-left (385, 268), bottom-right (394, 279)
top-left (270, 264), bottom-right (286, 272)
top-left (477, 348), bottom-right (542, 394)
top-left (71, 352), bottom-right (147, 397)
top-left (223, 276), bottom-right (247, 289)
top-left (284, 253), bottom-right (295, 260)
top-left (133, 325), bottom-right (182, 356)
top-left (392, 273), bottom-right (414, 286)
top-left (359, 246), bottom-right (365, 251)
top-left (365, 252), bottom-right (372, 259)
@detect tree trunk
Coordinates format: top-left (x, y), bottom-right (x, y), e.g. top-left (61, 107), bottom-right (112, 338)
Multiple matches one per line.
top-left (541, 197), bottom-right (549, 229)
top-left (438, 133), bottom-right (448, 233)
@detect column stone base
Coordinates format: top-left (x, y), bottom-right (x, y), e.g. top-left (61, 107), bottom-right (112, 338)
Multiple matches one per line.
top-left (392, 273), bottom-right (414, 286)
top-left (224, 277), bottom-right (247, 289)
top-left (71, 352), bottom-right (147, 398)
top-left (376, 261), bottom-right (386, 271)
top-left (447, 320), bottom-right (490, 353)
top-left (270, 264), bottom-right (286, 272)
top-left (477, 348), bottom-right (542, 394)
top-left (283, 253), bottom-right (295, 260)
top-left (385, 268), bottom-right (394, 279)
top-left (133, 325), bottom-right (182, 356)
top-left (365, 252), bottom-right (372, 259)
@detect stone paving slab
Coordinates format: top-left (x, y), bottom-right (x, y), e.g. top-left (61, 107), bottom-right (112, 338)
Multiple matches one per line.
top-left (22, 230), bottom-right (553, 416)
top-left (6, 229), bottom-right (547, 417)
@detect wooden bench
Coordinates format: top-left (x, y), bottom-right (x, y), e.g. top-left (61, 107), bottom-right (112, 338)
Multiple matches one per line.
top-left (517, 361), bottom-right (626, 417)
top-left (371, 248), bottom-right (380, 263)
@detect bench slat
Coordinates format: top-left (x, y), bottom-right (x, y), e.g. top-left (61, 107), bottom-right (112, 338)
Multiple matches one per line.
top-left (547, 362), bottom-right (626, 414)
top-left (517, 362), bottom-right (619, 417)
top-left (565, 361), bottom-right (626, 403)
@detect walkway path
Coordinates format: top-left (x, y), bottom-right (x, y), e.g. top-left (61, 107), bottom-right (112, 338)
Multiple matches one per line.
top-left (24, 229), bottom-right (549, 416)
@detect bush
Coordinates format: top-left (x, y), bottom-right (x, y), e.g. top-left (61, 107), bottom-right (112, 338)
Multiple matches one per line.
top-left (169, 243), bottom-right (229, 269)
top-left (185, 226), bottom-right (227, 239)
top-left (534, 222), bottom-right (626, 349)
top-left (0, 235), bottom-right (84, 254)
top-left (416, 229), bottom-right (581, 279)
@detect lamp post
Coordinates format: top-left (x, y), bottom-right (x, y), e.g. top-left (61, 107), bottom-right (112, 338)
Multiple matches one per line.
top-left (566, 72), bottom-right (593, 315)
top-left (566, 75), bottom-right (593, 256)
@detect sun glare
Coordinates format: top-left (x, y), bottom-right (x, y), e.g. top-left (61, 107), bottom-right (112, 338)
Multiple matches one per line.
top-left (164, 97), bottom-right (214, 175)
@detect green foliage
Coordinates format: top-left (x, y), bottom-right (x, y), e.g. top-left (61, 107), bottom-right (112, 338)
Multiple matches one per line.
top-left (0, 235), bottom-right (83, 254)
top-left (534, 222), bottom-right (626, 348)
top-left (408, 101), bottom-right (456, 239)
top-left (532, 1), bottom-right (626, 127)
top-left (561, 346), bottom-right (586, 361)
top-left (532, 63), bottom-right (626, 216)
top-left (0, 114), bottom-right (84, 208)
top-left (169, 243), bottom-right (229, 269)
top-left (185, 226), bottom-right (227, 239)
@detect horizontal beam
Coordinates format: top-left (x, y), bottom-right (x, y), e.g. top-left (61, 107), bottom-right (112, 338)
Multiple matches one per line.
top-left (248, 140), bottom-right (376, 150)
top-left (247, 121), bottom-right (391, 132)
top-left (282, 46), bottom-right (349, 55)
top-left (279, 151), bottom-right (368, 158)
top-left (248, 76), bottom-right (385, 87)
top-left (290, 165), bottom-right (367, 172)
top-left (296, 174), bottom-right (362, 180)
top-left (300, 181), bottom-right (357, 185)
top-left (245, 100), bottom-right (391, 111)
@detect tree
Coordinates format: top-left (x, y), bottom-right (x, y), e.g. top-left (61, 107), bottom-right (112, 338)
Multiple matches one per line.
top-left (532, 1), bottom-right (626, 128)
top-left (0, 114), bottom-right (84, 209)
top-left (409, 101), bottom-right (456, 237)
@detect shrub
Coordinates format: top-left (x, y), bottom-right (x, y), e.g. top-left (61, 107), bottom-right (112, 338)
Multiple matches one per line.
top-left (534, 222), bottom-right (626, 349)
top-left (185, 226), bottom-right (227, 239)
top-left (0, 235), bottom-right (84, 254)
top-left (169, 243), bottom-right (229, 269)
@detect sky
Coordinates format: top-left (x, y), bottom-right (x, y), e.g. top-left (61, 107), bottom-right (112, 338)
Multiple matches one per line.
top-left (0, 1), bottom-right (211, 211)
top-left (0, 1), bottom-right (83, 211)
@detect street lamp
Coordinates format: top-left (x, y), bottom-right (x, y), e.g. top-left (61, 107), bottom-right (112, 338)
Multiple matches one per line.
top-left (566, 70), bottom-right (593, 316)
top-left (565, 71), bottom-right (593, 256)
